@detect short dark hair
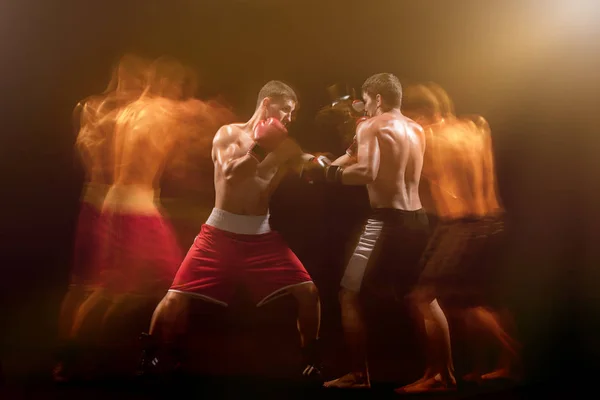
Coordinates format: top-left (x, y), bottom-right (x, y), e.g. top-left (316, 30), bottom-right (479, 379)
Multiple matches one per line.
top-left (361, 73), bottom-right (402, 109)
top-left (256, 80), bottom-right (297, 109)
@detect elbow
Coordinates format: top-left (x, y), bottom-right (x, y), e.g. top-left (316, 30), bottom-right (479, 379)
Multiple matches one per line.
top-left (361, 168), bottom-right (376, 183)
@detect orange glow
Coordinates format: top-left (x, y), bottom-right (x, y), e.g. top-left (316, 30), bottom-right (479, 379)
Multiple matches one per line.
top-left (403, 83), bottom-right (504, 220)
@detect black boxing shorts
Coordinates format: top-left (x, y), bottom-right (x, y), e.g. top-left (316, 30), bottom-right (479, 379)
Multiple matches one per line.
top-left (340, 208), bottom-right (430, 296)
top-left (416, 214), bottom-right (507, 306)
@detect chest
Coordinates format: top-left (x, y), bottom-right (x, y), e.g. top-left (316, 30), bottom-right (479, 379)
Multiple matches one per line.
top-left (235, 137), bottom-right (281, 181)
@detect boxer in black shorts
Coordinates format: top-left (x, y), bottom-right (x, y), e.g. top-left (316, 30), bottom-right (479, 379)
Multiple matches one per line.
top-left (302, 73), bottom-right (429, 388)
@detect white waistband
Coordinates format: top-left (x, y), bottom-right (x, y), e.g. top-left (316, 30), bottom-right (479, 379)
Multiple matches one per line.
top-left (205, 208), bottom-right (271, 235)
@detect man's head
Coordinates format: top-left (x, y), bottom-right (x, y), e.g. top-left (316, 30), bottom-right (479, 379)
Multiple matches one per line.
top-left (256, 80), bottom-right (297, 126)
top-left (361, 73), bottom-right (402, 117)
top-left (402, 83), bottom-right (443, 126)
top-left (146, 56), bottom-right (187, 100)
top-left (115, 54), bottom-right (150, 93)
top-left (425, 82), bottom-right (454, 119)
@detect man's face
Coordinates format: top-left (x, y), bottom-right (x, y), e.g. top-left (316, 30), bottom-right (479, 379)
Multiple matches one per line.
top-left (265, 98), bottom-right (296, 126)
top-left (362, 92), bottom-right (378, 118)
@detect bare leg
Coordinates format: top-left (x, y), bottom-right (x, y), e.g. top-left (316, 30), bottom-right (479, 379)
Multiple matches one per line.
top-left (57, 285), bottom-right (90, 341)
top-left (461, 307), bottom-right (487, 382)
top-left (396, 296), bottom-right (456, 394)
top-left (53, 288), bottom-right (109, 381)
top-left (137, 291), bottom-right (191, 376)
top-left (54, 285), bottom-right (89, 381)
top-left (464, 307), bottom-right (521, 380)
top-left (289, 283), bottom-right (321, 347)
top-left (288, 282), bottom-right (321, 378)
top-left (70, 288), bottom-right (110, 339)
top-left (148, 291), bottom-right (190, 340)
top-left (323, 289), bottom-right (370, 389)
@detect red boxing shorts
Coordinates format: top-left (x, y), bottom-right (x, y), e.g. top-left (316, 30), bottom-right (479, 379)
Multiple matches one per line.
top-left (169, 208), bottom-right (313, 307)
top-left (98, 210), bottom-right (183, 295)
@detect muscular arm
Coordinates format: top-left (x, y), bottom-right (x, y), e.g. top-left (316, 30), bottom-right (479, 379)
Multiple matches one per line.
top-left (332, 153), bottom-right (356, 167)
top-left (213, 126), bottom-right (307, 182)
top-left (213, 126), bottom-right (260, 182)
top-left (479, 120), bottom-right (502, 211)
top-left (339, 121), bottom-right (380, 185)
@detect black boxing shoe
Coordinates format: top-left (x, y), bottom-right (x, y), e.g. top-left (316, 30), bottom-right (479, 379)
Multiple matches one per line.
top-left (136, 333), bottom-right (159, 379)
top-left (301, 339), bottom-right (323, 382)
top-left (136, 333), bottom-right (183, 381)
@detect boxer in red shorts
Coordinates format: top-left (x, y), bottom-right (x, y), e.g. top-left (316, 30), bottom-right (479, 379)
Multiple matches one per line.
top-left (139, 80), bottom-right (322, 379)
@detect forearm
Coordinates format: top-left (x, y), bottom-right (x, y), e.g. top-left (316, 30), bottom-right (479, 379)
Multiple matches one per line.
top-left (288, 152), bottom-right (319, 176)
top-left (332, 154), bottom-right (356, 167)
top-left (224, 154), bottom-right (260, 180)
top-left (339, 162), bottom-right (375, 185)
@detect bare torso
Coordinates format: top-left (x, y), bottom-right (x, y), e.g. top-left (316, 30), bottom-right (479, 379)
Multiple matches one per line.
top-left (75, 95), bottom-right (113, 186)
top-left (106, 96), bottom-right (180, 214)
top-left (213, 123), bottom-right (293, 216)
top-left (367, 112), bottom-right (425, 211)
top-left (424, 117), bottom-right (502, 220)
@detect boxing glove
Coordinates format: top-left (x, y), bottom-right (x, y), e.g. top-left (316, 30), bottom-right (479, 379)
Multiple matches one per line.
top-left (352, 99), bottom-right (365, 114)
top-left (248, 118), bottom-right (288, 162)
top-left (300, 155), bottom-right (344, 184)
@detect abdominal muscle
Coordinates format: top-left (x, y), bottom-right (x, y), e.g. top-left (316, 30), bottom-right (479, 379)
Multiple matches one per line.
top-left (214, 176), bottom-right (272, 216)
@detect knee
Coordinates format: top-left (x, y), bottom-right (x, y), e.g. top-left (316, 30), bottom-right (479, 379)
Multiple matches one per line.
top-left (292, 282), bottom-right (319, 304)
top-left (339, 288), bottom-right (360, 306)
top-left (407, 288), bottom-right (437, 317)
top-left (157, 291), bottom-right (189, 315)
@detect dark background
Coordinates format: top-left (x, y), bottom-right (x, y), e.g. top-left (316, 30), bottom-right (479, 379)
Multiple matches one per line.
top-left (1, 0), bottom-right (599, 389)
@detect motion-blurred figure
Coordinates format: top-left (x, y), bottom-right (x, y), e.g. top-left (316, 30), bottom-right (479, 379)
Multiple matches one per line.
top-left (54, 54), bottom-right (149, 382)
top-left (57, 56), bottom-right (233, 381)
top-left (396, 83), bottom-right (520, 393)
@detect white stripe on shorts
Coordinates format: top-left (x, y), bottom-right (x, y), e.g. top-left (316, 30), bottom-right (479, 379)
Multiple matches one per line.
top-left (340, 219), bottom-right (384, 292)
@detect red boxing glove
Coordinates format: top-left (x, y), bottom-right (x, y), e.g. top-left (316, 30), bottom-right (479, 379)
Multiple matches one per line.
top-left (248, 118), bottom-right (288, 162)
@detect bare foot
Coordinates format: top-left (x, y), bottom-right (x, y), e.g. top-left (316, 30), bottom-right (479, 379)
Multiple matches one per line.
top-left (52, 362), bottom-right (71, 383)
top-left (395, 375), bottom-right (457, 394)
top-left (462, 371), bottom-right (483, 383)
top-left (481, 368), bottom-right (520, 381)
top-left (323, 372), bottom-right (370, 389)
